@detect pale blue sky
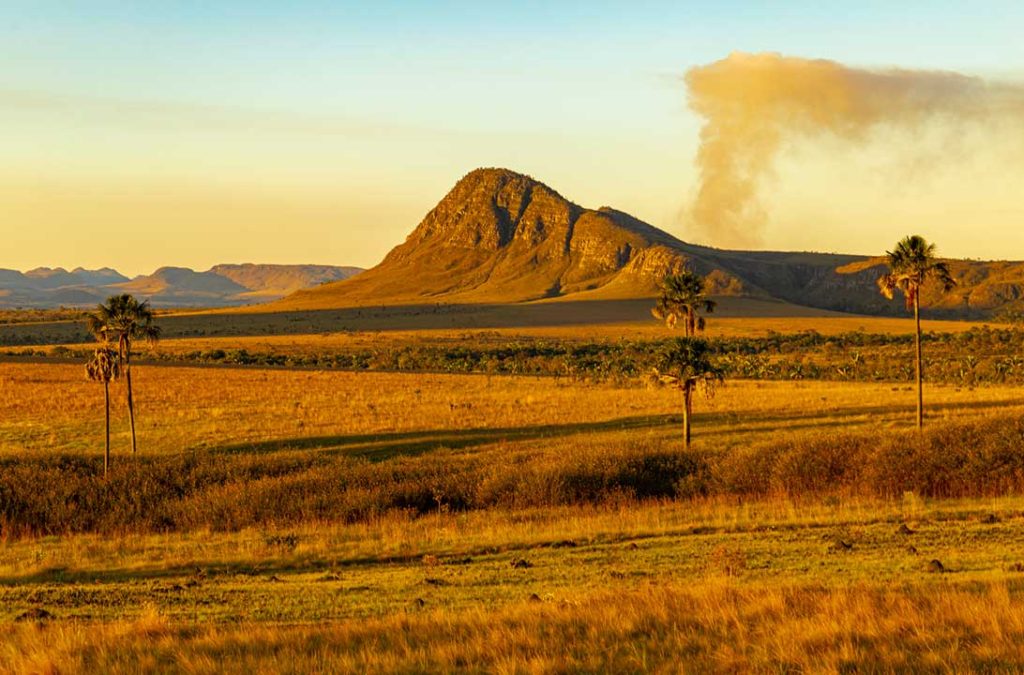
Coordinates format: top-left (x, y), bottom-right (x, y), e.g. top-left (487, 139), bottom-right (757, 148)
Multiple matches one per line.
top-left (2, 2), bottom-right (1023, 274)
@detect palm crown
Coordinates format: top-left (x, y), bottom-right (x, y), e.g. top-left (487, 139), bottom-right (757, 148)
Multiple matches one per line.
top-left (877, 235), bottom-right (956, 309)
top-left (651, 337), bottom-right (724, 393)
top-left (88, 294), bottom-right (161, 357)
top-left (652, 271), bottom-right (717, 334)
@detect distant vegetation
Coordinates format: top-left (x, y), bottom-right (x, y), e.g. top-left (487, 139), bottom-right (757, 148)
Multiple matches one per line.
top-left (8, 327), bottom-right (1024, 385)
top-left (0, 308), bottom-right (89, 325)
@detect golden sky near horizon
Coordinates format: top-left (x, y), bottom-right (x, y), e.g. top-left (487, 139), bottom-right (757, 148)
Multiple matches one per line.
top-left (4, 5), bottom-right (1024, 275)
top-left (6, 94), bottom-right (1022, 276)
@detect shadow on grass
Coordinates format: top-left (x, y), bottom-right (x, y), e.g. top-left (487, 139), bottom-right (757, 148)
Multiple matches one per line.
top-left (208, 414), bottom-right (681, 461)
top-left (0, 535), bottom-right (601, 587)
top-left (0, 299), bottom-right (662, 346)
top-left (205, 397), bottom-right (1023, 461)
top-left (700, 397), bottom-right (1024, 428)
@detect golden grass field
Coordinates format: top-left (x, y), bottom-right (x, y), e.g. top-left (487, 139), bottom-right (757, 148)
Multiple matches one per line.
top-left (3, 361), bottom-right (1021, 457)
top-left (3, 350), bottom-right (1024, 671)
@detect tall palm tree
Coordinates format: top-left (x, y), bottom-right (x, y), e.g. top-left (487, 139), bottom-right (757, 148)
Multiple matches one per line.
top-left (652, 270), bottom-right (717, 336)
top-left (877, 235), bottom-right (956, 430)
top-left (651, 338), bottom-right (724, 448)
top-left (85, 346), bottom-right (120, 477)
top-left (88, 294), bottom-right (161, 454)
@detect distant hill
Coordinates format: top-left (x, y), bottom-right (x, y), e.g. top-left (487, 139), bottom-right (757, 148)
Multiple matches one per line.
top-left (0, 264), bottom-right (362, 308)
top-left (210, 264), bottom-right (362, 299)
top-left (274, 167), bottom-right (1024, 319)
top-left (24, 267), bottom-right (129, 289)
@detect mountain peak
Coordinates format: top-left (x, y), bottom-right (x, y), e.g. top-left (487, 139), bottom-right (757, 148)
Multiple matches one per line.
top-left (25, 267), bottom-right (68, 277)
top-left (457, 167), bottom-right (554, 192)
top-left (400, 167), bottom-right (579, 254)
top-left (277, 168), bottom-right (706, 308)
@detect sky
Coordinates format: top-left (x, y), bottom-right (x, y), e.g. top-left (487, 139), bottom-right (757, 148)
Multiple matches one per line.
top-left (2, 1), bottom-right (1024, 276)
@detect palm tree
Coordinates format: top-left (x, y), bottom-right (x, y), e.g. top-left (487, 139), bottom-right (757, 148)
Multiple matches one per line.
top-left (85, 346), bottom-right (120, 477)
top-left (877, 235), bottom-right (956, 430)
top-left (87, 294), bottom-right (161, 454)
top-left (652, 270), bottom-right (717, 336)
top-left (651, 338), bottom-right (724, 448)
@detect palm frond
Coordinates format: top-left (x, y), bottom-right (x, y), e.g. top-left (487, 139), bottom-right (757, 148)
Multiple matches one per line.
top-left (85, 346), bottom-right (120, 383)
top-left (930, 261), bottom-right (956, 292)
top-left (879, 236), bottom-right (955, 310)
top-left (877, 274), bottom-right (897, 300)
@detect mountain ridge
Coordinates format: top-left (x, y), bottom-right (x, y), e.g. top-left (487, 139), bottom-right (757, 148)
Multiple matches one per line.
top-left (274, 167), bottom-right (1024, 319)
top-left (0, 264), bottom-right (362, 308)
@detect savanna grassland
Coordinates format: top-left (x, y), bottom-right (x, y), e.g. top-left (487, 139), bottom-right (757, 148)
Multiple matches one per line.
top-left (3, 326), bottom-right (1024, 673)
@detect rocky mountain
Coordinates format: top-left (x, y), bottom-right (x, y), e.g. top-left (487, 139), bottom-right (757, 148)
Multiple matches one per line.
top-left (281, 168), bottom-right (747, 309)
top-left (0, 264), bottom-right (362, 308)
top-left (276, 167), bottom-right (1024, 319)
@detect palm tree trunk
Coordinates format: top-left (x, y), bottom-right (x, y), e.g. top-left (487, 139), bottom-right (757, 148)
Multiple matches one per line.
top-left (683, 382), bottom-right (693, 448)
top-left (125, 342), bottom-right (137, 454)
top-left (104, 381), bottom-right (110, 478)
top-left (914, 295), bottom-right (923, 430)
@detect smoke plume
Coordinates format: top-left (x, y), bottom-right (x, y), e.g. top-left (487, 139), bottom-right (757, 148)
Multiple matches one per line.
top-left (684, 52), bottom-right (1024, 248)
